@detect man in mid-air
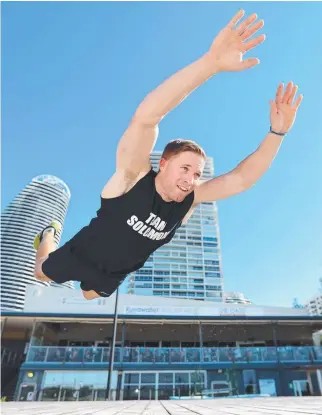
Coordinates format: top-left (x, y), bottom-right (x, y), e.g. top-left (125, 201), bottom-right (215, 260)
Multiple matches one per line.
top-left (33, 10), bottom-right (303, 299)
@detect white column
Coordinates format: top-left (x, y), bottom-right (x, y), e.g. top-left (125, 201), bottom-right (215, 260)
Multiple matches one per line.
top-left (58, 386), bottom-right (62, 401)
top-left (307, 371), bottom-right (313, 395)
top-left (316, 369), bottom-right (322, 395)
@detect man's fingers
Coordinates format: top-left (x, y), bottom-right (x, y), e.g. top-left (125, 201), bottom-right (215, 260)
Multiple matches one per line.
top-left (243, 34), bottom-right (266, 53)
top-left (282, 81), bottom-right (293, 103)
top-left (276, 83), bottom-right (284, 104)
top-left (287, 84), bottom-right (298, 105)
top-left (227, 10), bottom-right (245, 29)
top-left (240, 19), bottom-right (264, 41)
top-left (240, 57), bottom-right (260, 70)
top-left (236, 13), bottom-right (258, 35)
top-left (292, 94), bottom-right (303, 111)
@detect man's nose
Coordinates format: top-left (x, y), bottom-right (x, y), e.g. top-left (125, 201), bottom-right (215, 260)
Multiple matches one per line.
top-left (184, 175), bottom-right (194, 186)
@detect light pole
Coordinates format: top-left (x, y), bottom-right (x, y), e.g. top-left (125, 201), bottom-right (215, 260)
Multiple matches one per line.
top-left (105, 287), bottom-right (119, 400)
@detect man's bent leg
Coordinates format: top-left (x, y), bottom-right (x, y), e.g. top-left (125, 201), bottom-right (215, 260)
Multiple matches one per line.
top-left (34, 232), bottom-right (57, 282)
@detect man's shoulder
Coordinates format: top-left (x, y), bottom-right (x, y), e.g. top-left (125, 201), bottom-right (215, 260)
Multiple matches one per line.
top-left (101, 166), bottom-right (153, 199)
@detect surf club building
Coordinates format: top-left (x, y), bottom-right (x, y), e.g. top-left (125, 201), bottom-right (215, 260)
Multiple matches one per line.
top-left (1, 285), bottom-right (322, 401)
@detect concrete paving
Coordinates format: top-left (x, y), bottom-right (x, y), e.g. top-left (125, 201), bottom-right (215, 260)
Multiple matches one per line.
top-left (1, 397), bottom-right (322, 414)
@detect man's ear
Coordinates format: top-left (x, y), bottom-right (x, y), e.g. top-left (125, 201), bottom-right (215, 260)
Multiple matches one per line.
top-left (159, 158), bottom-right (167, 171)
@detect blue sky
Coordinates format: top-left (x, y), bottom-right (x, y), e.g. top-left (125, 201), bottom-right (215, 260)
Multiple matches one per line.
top-left (2, 2), bottom-right (322, 307)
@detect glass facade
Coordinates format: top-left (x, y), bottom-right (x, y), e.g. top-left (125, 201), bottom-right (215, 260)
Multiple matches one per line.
top-left (17, 346), bottom-right (322, 401)
top-left (128, 152), bottom-right (223, 301)
top-left (8, 315), bottom-right (322, 401)
top-left (122, 370), bottom-right (205, 400)
top-left (16, 368), bottom-right (207, 401)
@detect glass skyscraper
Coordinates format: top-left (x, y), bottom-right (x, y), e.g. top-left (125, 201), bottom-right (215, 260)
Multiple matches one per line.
top-left (127, 152), bottom-right (223, 302)
top-left (1, 175), bottom-right (74, 311)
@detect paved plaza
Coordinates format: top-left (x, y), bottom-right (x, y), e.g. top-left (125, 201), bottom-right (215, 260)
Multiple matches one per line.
top-left (1, 397), bottom-right (322, 415)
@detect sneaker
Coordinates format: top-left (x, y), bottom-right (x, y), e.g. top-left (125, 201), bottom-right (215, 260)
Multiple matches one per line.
top-left (33, 221), bottom-right (62, 251)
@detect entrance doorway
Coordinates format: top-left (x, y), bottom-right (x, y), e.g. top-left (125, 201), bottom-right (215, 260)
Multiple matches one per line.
top-left (18, 383), bottom-right (37, 401)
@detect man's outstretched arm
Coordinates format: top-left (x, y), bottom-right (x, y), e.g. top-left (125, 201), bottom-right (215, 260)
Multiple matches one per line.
top-left (193, 82), bottom-right (304, 204)
top-left (116, 10), bottom-right (265, 177)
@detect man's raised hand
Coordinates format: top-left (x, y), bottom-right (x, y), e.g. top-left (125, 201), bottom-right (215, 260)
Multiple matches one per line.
top-left (270, 82), bottom-right (303, 134)
top-left (205, 10), bottom-right (266, 73)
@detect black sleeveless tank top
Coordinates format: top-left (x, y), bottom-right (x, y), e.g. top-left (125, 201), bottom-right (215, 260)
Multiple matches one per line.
top-left (69, 168), bottom-right (194, 275)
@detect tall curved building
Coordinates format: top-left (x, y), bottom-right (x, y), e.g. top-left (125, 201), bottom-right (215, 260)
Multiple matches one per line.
top-left (1, 175), bottom-right (74, 311)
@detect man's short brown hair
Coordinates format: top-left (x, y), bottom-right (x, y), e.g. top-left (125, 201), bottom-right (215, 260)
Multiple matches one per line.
top-left (161, 139), bottom-right (206, 160)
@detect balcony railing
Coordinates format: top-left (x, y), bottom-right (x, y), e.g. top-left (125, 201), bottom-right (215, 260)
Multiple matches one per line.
top-left (25, 346), bottom-right (322, 365)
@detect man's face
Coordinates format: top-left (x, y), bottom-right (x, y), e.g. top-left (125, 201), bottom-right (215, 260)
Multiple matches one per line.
top-left (159, 151), bottom-right (205, 202)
